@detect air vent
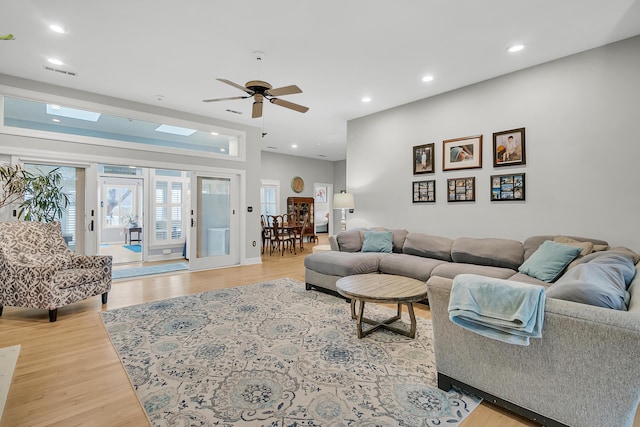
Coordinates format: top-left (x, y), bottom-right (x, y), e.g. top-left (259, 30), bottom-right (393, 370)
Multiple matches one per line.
top-left (43, 65), bottom-right (77, 77)
top-left (225, 109), bottom-right (243, 115)
top-left (317, 154), bottom-right (327, 158)
top-left (267, 146), bottom-right (278, 149)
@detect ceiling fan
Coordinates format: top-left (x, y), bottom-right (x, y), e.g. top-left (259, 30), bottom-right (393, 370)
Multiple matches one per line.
top-left (203, 78), bottom-right (309, 119)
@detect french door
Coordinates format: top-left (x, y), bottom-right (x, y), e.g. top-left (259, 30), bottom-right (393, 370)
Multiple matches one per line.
top-left (188, 172), bottom-right (240, 270)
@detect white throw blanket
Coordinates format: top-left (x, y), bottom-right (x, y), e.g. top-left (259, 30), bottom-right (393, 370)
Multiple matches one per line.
top-left (448, 274), bottom-right (545, 346)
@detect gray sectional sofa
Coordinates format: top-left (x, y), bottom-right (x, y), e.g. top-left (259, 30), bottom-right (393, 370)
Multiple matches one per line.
top-left (303, 228), bottom-right (640, 427)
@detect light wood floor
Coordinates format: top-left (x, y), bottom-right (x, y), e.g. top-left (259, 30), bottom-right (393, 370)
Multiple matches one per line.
top-left (0, 236), bottom-right (612, 427)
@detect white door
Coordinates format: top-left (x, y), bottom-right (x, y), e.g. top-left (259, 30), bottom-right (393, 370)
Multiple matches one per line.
top-left (189, 172), bottom-right (239, 270)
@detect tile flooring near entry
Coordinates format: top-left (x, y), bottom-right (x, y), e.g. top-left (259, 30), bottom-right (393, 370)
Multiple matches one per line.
top-left (99, 243), bottom-right (142, 264)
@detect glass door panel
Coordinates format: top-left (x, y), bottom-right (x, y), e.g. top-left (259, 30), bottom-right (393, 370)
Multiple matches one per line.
top-left (24, 164), bottom-right (85, 254)
top-left (189, 173), bottom-right (239, 270)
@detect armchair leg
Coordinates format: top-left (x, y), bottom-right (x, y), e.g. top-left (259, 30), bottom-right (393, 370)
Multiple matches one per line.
top-left (0, 305), bottom-right (3, 316)
top-left (49, 309), bottom-right (57, 322)
top-left (102, 292), bottom-right (108, 304)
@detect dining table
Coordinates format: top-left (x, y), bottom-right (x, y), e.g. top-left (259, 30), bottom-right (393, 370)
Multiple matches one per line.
top-left (263, 215), bottom-right (306, 255)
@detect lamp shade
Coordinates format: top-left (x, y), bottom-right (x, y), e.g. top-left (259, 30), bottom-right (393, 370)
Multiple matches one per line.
top-left (333, 192), bottom-right (354, 209)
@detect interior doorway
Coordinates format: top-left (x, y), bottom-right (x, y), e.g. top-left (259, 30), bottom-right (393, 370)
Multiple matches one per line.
top-left (313, 182), bottom-right (333, 236)
top-left (98, 175), bottom-right (144, 264)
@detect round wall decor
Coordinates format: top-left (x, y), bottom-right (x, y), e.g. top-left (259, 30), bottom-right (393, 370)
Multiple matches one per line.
top-left (291, 176), bottom-right (304, 193)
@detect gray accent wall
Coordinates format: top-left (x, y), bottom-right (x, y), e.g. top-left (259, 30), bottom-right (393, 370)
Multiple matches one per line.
top-left (346, 35), bottom-right (640, 251)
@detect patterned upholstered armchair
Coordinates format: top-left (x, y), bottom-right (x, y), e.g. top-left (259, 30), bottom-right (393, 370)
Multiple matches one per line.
top-left (0, 221), bottom-right (112, 322)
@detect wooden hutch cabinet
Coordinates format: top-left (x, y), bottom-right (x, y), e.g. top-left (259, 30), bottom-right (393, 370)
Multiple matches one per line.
top-left (287, 197), bottom-right (316, 241)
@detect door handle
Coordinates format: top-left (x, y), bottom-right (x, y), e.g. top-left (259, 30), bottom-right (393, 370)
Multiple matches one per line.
top-left (88, 220), bottom-right (94, 231)
top-left (191, 218), bottom-right (196, 227)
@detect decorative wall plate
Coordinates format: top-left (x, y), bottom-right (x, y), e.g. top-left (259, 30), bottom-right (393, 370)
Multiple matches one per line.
top-left (291, 176), bottom-right (304, 193)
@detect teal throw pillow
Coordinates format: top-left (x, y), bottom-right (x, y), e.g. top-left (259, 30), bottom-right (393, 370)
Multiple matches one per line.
top-left (518, 240), bottom-right (582, 282)
top-left (361, 231), bottom-right (393, 253)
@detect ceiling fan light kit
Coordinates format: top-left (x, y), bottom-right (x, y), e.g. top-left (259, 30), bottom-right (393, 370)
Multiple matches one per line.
top-left (202, 55), bottom-right (308, 119)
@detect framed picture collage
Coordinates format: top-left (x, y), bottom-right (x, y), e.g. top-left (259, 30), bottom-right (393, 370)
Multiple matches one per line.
top-left (412, 128), bottom-right (527, 203)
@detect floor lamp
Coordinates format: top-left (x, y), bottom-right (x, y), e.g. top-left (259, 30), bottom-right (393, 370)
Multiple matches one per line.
top-left (333, 192), bottom-right (355, 231)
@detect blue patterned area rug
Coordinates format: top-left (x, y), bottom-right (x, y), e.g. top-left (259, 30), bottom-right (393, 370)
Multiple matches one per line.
top-left (100, 278), bottom-right (481, 426)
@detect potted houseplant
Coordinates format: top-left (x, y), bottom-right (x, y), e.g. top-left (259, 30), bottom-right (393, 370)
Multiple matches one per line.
top-left (0, 163), bottom-right (70, 222)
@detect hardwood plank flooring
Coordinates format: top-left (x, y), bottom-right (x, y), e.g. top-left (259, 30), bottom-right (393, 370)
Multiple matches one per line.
top-left (0, 236), bottom-right (609, 426)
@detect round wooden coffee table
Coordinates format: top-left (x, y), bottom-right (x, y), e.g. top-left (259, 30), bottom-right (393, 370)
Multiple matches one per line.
top-left (336, 273), bottom-right (428, 339)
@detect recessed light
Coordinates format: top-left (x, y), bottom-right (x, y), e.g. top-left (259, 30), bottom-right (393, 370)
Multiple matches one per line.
top-left (291, 144), bottom-right (298, 149)
top-left (210, 131), bottom-right (219, 136)
top-left (362, 97), bottom-right (371, 103)
top-left (47, 58), bottom-right (64, 65)
top-left (507, 44), bottom-right (525, 53)
top-left (49, 24), bottom-right (66, 34)
top-left (421, 75), bottom-right (434, 82)
top-left (220, 148), bottom-right (226, 152)
top-left (52, 119), bottom-right (60, 123)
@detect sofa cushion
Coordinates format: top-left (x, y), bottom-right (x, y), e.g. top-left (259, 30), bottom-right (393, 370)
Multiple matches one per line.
top-left (523, 235), bottom-right (609, 260)
top-left (402, 233), bottom-right (453, 261)
top-left (518, 240), bottom-right (582, 282)
top-left (388, 228), bottom-right (409, 253)
top-left (451, 237), bottom-right (524, 270)
top-left (336, 229), bottom-right (364, 252)
top-left (431, 262), bottom-right (517, 280)
top-left (553, 236), bottom-right (594, 256)
top-left (304, 251), bottom-right (385, 277)
top-left (17, 252), bottom-right (71, 270)
top-left (546, 252), bottom-right (636, 310)
top-left (361, 230), bottom-right (393, 253)
top-left (378, 254), bottom-right (446, 282)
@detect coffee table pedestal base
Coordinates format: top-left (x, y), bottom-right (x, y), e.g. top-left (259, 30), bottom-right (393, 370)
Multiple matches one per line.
top-left (350, 299), bottom-right (417, 339)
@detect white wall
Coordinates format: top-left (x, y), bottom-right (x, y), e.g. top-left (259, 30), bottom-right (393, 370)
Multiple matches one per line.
top-left (346, 35), bottom-right (640, 251)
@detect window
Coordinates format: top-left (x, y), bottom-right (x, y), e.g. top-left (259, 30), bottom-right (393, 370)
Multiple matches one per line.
top-left (260, 180), bottom-right (279, 216)
top-left (2, 96), bottom-right (244, 159)
top-left (153, 171), bottom-right (187, 245)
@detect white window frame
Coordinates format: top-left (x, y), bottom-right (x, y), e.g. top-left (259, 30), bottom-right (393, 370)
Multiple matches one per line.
top-left (151, 172), bottom-right (188, 246)
top-left (260, 179), bottom-right (280, 217)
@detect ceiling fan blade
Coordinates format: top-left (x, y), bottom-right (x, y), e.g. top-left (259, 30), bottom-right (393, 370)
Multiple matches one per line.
top-left (266, 85), bottom-right (302, 97)
top-left (202, 96), bottom-right (249, 102)
top-left (217, 78), bottom-right (253, 95)
top-left (269, 97), bottom-right (309, 113)
top-left (252, 94), bottom-right (264, 118)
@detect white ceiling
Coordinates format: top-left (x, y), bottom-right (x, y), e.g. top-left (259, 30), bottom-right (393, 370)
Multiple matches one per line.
top-left (1, 1), bottom-right (639, 161)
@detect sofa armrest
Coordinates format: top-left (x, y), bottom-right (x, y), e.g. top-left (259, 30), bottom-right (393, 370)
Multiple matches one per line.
top-left (426, 275), bottom-right (640, 427)
top-left (69, 254), bottom-right (113, 269)
top-left (328, 235), bottom-right (340, 251)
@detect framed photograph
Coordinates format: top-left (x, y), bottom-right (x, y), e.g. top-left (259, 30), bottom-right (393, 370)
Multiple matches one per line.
top-left (447, 177), bottom-right (475, 202)
top-left (493, 127), bottom-right (526, 167)
top-left (491, 173), bottom-right (525, 201)
top-left (315, 185), bottom-right (327, 203)
top-left (413, 143), bottom-right (435, 174)
top-left (412, 180), bottom-right (436, 203)
top-left (442, 135), bottom-right (482, 171)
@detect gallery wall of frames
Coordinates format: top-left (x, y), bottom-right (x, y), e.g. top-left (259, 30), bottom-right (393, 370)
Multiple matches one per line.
top-left (412, 127), bottom-right (526, 203)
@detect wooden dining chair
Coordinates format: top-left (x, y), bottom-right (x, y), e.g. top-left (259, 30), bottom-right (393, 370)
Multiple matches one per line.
top-left (260, 215), bottom-right (272, 254)
top-left (295, 213), bottom-right (309, 251)
top-left (266, 215), bottom-right (281, 255)
top-left (275, 214), bottom-right (296, 256)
